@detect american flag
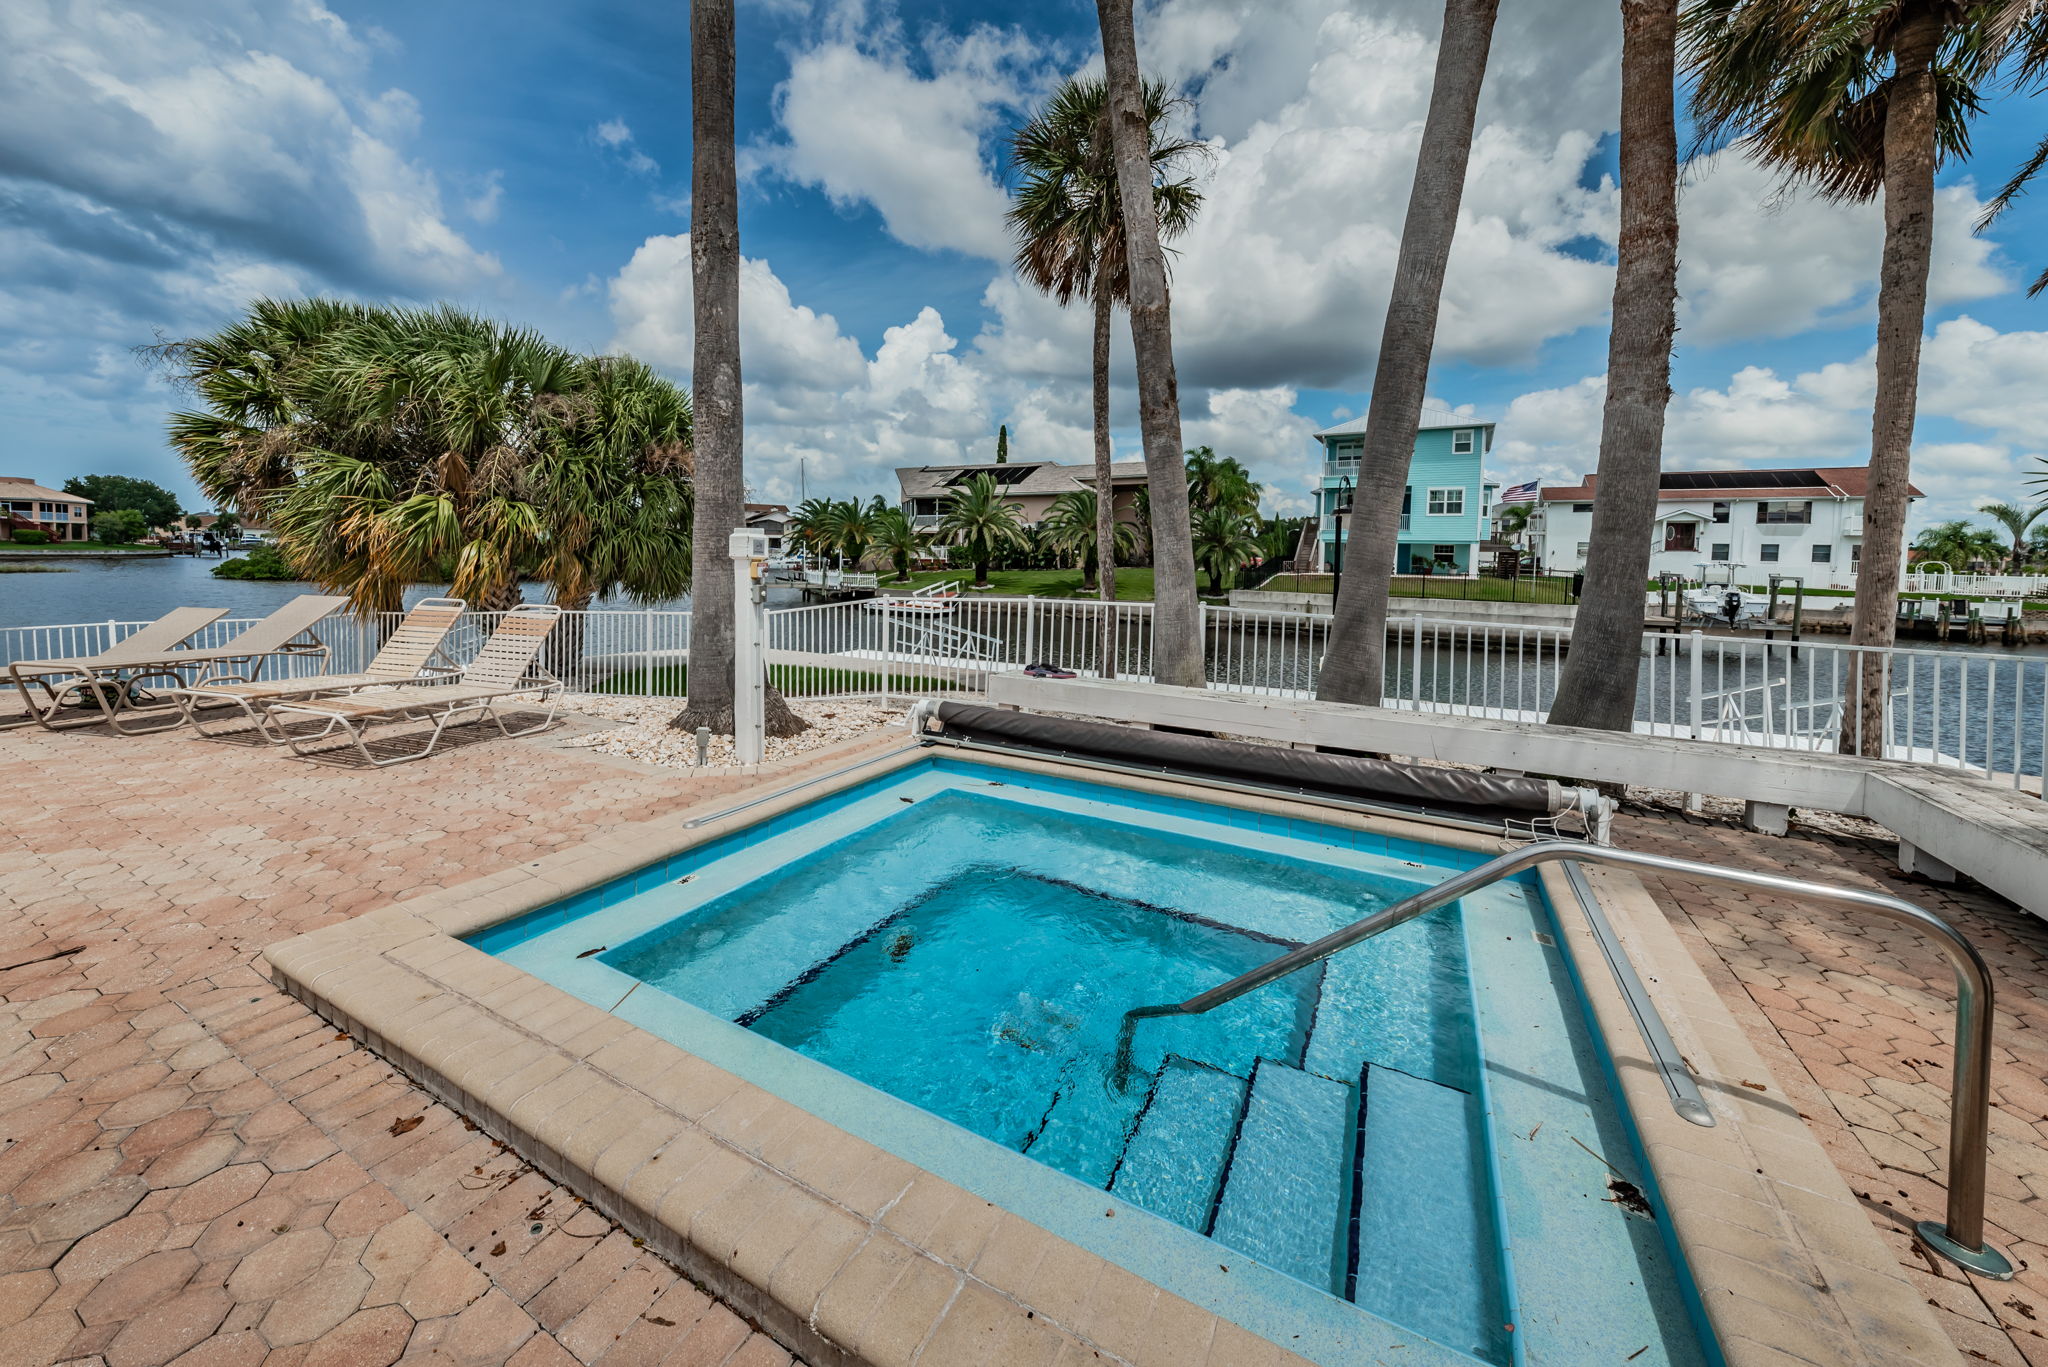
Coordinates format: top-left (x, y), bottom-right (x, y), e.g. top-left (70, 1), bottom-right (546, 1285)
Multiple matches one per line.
top-left (1498, 480), bottom-right (1540, 504)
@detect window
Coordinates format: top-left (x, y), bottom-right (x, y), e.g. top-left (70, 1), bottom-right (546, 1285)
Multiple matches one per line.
top-left (1451, 429), bottom-right (1476, 455)
top-left (1426, 487), bottom-right (1465, 516)
top-left (1572, 502), bottom-right (1593, 513)
top-left (1759, 543), bottom-right (1780, 562)
top-left (1576, 542), bottom-right (1591, 559)
top-left (1812, 544), bottom-right (1833, 563)
top-left (1433, 545), bottom-right (1458, 562)
top-left (1712, 501), bottom-right (1731, 524)
top-left (1850, 544), bottom-right (1862, 563)
top-left (1756, 500), bottom-right (1812, 525)
top-left (1711, 543), bottom-right (1731, 561)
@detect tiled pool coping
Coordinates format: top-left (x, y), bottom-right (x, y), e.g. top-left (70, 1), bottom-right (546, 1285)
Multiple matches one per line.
top-left (263, 744), bottom-right (1962, 1367)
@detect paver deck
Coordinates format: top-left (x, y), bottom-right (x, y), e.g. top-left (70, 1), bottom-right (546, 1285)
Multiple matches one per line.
top-left (0, 704), bottom-right (2044, 1364)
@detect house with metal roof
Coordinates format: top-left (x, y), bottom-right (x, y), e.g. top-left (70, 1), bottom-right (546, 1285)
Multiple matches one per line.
top-left (895, 460), bottom-right (1149, 529)
top-left (1314, 411), bottom-right (1496, 576)
top-left (0, 476), bottom-right (92, 542)
top-left (1529, 466), bottom-right (1924, 590)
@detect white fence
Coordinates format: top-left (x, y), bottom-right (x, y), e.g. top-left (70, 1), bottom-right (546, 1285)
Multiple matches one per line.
top-left (3, 599), bottom-right (2041, 792)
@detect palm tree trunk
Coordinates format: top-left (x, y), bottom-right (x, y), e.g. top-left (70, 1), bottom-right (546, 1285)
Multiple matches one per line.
top-left (1845, 10), bottom-right (1941, 758)
top-left (1092, 287), bottom-right (1119, 679)
top-left (1546, 0), bottom-right (1678, 733)
top-left (1316, 0), bottom-right (1499, 706)
top-left (672, 0), bottom-right (743, 735)
top-left (1097, 0), bottom-right (1203, 689)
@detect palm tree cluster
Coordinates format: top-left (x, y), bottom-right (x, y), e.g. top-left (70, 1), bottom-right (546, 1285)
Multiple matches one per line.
top-left (937, 474), bottom-right (1032, 588)
top-left (1183, 447), bottom-right (1264, 594)
top-left (162, 299), bottom-right (692, 620)
top-left (788, 495), bottom-right (933, 583)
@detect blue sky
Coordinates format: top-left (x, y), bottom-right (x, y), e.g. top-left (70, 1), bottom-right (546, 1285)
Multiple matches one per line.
top-left (4, 0), bottom-right (2047, 529)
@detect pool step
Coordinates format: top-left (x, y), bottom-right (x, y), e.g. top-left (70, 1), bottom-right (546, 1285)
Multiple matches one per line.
top-left (1349, 1064), bottom-right (1508, 1363)
top-left (1107, 1056), bottom-right (1248, 1231)
top-left (1207, 1058), bottom-right (1356, 1293)
top-left (1023, 1084), bottom-right (1130, 1188)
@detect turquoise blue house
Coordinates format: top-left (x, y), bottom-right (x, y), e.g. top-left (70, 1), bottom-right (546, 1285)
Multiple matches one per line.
top-left (1314, 412), bottom-right (1496, 576)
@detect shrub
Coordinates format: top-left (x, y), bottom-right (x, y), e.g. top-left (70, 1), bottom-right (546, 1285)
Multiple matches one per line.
top-left (8, 528), bottom-right (50, 545)
top-left (92, 509), bottom-right (148, 544)
top-left (212, 544), bottom-right (300, 581)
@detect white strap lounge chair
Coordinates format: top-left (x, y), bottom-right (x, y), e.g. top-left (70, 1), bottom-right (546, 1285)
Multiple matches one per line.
top-left (164, 597), bottom-right (468, 741)
top-left (266, 603), bottom-right (565, 766)
top-left (3, 606), bottom-right (230, 730)
top-left (8, 598), bottom-right (351, 733)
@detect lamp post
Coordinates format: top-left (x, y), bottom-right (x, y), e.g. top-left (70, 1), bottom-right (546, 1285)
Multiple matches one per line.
top-left (1330, 475), bottom-right (1353, 602)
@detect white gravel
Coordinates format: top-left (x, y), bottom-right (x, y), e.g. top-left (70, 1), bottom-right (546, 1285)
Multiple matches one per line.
top-left (558, 692), bottom-right (904, 769)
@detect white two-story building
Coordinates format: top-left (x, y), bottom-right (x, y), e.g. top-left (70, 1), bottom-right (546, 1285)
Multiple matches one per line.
top-left (1530, 466), bottom-right (1921, 591)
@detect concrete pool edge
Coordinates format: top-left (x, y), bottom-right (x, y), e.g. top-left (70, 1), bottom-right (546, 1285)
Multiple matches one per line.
top-left (262, 743), bottom-right (1960, 1367)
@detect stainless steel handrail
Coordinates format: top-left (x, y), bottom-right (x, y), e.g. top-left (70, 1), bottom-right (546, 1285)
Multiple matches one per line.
top-left (1117, 840), bottom-right (2016, 1279)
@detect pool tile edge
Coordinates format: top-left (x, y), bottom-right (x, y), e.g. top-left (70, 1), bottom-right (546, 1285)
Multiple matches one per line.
top-left (266, 906), bottom-right (1314, 1367)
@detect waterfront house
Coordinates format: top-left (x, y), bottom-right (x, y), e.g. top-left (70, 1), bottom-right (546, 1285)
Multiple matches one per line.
top-left (745, 503), bottom-right (791, 556)
top-left (896, 460), bottom-right (1148, 530)
top-left (0, 475), bottom-right (93, 543)
top-left (1530, 466), bottom-right (1922, 590)
top-left (1314, 412), bottom-right (1496, 575)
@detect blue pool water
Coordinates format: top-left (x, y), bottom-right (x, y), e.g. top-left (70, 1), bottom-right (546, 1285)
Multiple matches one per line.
top-left (476, 758), bottom-right (1716, 1367)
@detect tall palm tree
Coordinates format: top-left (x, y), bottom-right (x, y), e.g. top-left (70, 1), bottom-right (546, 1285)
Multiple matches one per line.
top-left (1684, 0), bottom-right (2007, 754)
top-left (937, 474), bottom-right (1029, 588)
top-left (670, 0), bottom-right (803, 738)
top-left (1317, 0), bottom-right (1502, 707)
top-left (1095, 0), bottom-right (1209, 689)
top-left (1041, 488), bottom-right (1136, 592)
top-left (166, 301), bottom-right (692, 627)
top-left (1010, 73), bottom-right (1206, 680)
top-left (1191, 504), bottom-right (1263, 595)
top-left (1547, 0), bottom-right (1681, 732)
top-left (786, 498), bottom-right (835, 556)
top-left (819, 496), bottom-right (886, 568)
top-left (1975, 501), bottom-right (2046, 570)
top-left (871, 507), bottom-right (927, 583)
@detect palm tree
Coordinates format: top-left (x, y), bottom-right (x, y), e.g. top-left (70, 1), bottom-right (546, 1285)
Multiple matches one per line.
top-left (1094, 0), bottom-right (1210, 689)
top-left (1010, 72), bottom-right (1206, 680)
top-left (1041, 488), bottom-right (1135, 592)
top-left (1184, 447), bottom-right (1260, 518)
top-left (1913, 519), bottom-right (2006, 570)
top-left (819, 496), bottom-right (886, 568)
top-left (1317, 0), bottom-right (1502, 707)
top-left (1979, 500), bottom-right (2048, 571)
top-left (785, 498), bottom-right (835, 557)
top-left (1683, 1), bottom-right (2008, 754)
top-left (1191, 505), bottom-right (1262, 595)
top-left (871, 507), bottom-right (927, 583)
top-left (669, 0), bottom-right (802, 738)
top-left (166, 301), bottom-right (692, 626)
top-left (1547, 0), bottom-right (1680, 733)
top-left (937, 474), bottom-right (1029, 588)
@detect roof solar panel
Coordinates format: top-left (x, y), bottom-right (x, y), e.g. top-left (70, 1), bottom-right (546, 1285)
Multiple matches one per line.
top-left (944, 464), bottom-right (1036, 487)
top-left (1659, 469), bottom-right (1823, 490)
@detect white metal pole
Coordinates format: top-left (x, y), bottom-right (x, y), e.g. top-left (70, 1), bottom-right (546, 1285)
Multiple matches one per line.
top-left (731, 529), bottom-right (768, 765)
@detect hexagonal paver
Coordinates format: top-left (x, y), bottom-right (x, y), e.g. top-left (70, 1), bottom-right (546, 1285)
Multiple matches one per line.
top-left (223, 1228), bottom-right (331, 1304)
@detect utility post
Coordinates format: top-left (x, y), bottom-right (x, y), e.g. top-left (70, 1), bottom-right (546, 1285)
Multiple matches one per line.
top-left (730, 528), bottom-right (769, 765)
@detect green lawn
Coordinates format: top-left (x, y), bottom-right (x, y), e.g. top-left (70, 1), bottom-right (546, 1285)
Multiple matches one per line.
top-left (0, 542), bottom-right (159, 553)
top-left (1259, 573), bottom-right (1578, 603)
top-left (594, 663), bottom-right (968, 697)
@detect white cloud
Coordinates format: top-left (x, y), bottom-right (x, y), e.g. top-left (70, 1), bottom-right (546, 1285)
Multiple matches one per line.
top-left (1677, 155), bottom-right (2006, 344)
top-left (745, 22), bottom-right (1040, 259)
top-left (608, 235), bottom-right (993, 501)
top-left (593, 119), bottom-right (659, 176)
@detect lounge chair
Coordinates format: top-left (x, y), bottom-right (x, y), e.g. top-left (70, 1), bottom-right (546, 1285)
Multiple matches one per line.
top-left (7, 594), bottom-right (351, 733)
top-left (265, 603), bottom-right (564, 766)
top-left (163, 597), bottom-right (467, 741)
top-left (2, 606), bottom-right (230, 730)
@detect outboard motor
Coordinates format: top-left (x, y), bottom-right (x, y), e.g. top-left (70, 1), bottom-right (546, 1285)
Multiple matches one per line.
top-left (1721, 590), bottom-right (1744, 625)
